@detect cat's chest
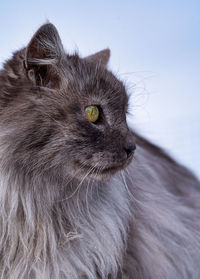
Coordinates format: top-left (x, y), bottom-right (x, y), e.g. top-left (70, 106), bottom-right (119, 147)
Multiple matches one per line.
top-left (59, 182), bottom-right (130, 278)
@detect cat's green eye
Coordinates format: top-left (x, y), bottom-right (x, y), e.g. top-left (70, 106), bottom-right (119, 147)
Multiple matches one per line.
top-left (85, 105), bottom-right (99, 123)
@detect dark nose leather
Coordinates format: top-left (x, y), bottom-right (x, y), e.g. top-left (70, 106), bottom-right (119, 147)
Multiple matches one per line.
top-left (124, 145), bottom-right (136, 158)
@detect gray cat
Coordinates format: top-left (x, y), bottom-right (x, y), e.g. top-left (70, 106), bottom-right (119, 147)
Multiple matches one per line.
top-left (0, 23), bottom-right (200, 279)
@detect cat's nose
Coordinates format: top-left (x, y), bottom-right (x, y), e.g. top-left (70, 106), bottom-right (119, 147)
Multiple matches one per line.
top-left (124, 145), bottom-right (136, 158)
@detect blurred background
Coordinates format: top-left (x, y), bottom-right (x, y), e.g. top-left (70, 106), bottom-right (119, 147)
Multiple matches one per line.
top-left (0, 0), bottom-right (199, 178)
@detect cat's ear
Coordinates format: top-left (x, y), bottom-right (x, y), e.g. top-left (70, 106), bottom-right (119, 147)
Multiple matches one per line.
top-left (24, 23), bottom-right (64, 87)
top-left (84, 49), bottom-right (110, 67)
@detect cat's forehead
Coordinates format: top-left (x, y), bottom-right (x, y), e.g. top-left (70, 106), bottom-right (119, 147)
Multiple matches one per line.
top-left (61, 54), bottom-right (128, 109)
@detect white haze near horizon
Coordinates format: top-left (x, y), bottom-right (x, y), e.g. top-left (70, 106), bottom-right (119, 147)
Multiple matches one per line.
top-left (0, 0), bottom-right (200, 178)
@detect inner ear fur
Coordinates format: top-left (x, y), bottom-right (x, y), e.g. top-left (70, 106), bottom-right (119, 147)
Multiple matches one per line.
top-left (24, 23), bottom-right (64, 87)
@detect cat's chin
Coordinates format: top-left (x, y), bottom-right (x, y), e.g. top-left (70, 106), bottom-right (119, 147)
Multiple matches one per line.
top-left (71, 158), bottom-right (132, 182)
top-left (79, 168), bottom-right (118, 182)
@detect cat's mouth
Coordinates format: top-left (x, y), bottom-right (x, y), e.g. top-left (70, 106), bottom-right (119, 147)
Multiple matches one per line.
top-left (82, 165), bottom-right (123, 180)
top-left (98, 164), bottom-right (125, 174)
top-left (74, 158), bottom-right (132, 180)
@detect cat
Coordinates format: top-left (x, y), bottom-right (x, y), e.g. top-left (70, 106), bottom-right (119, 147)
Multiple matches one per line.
top-left (0, 22), bottom-right (200, 279)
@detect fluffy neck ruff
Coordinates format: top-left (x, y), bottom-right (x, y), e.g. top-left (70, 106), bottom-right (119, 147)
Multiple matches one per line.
top-left (0, 165), bottom-right (131, 279)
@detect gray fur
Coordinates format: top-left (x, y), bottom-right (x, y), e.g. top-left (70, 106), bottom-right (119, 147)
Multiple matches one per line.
top-left (0, 23), bottom-right (200, 279)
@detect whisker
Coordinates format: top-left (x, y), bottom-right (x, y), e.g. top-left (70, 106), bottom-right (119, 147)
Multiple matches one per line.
top-left (61, 162), bottom-right (99, 202)
top-left (120, 170), bottom-right (149, 209)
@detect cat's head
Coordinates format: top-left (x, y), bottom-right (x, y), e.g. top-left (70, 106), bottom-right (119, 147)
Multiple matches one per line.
top-left (1, 23), bottom-right (135, 182)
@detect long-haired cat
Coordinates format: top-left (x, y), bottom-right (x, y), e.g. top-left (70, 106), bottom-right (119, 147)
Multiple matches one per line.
top-left (0, 23), bottom-right (200, 279)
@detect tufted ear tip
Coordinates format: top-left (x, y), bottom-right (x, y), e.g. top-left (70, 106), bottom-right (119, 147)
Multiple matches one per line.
top-left (24, 23), bottom-right (63, 87)
top-left (84, 48), bottom-right (111, 67)
top-left (25, 22), bottom-right (64, 69)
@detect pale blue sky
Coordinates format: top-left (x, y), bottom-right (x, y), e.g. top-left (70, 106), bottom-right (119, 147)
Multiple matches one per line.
top-left (0, 0), bottom-right (200, 177)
